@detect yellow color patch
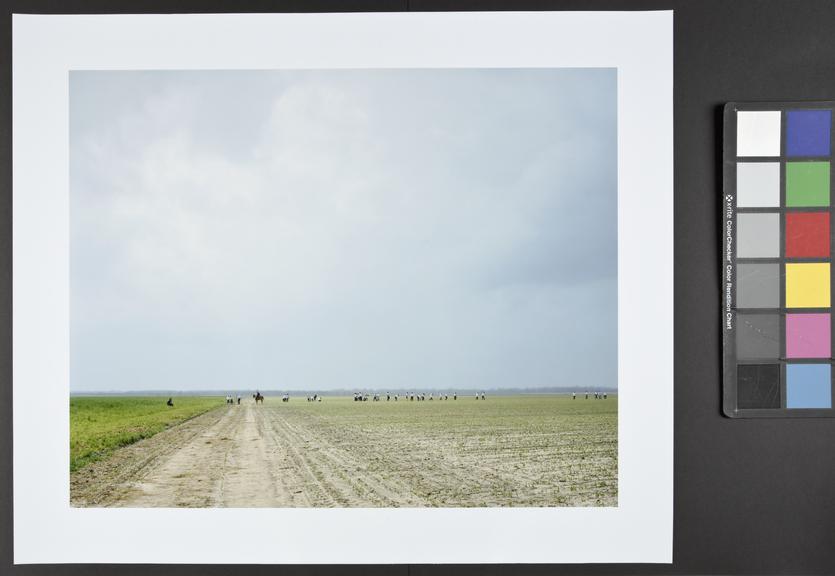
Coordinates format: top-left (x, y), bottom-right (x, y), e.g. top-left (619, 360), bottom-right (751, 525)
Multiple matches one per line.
top-left (786, 263), bottom-right (831, 308)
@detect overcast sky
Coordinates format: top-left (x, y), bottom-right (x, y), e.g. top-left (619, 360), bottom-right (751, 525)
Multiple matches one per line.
top-left (69, 69), bottom-right (616, 392)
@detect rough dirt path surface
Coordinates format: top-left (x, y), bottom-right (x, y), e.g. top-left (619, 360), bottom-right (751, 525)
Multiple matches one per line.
top-left (71, 402), bottom-right (431, 507)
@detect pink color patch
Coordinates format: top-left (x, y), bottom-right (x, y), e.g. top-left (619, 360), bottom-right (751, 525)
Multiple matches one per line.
top-left (786, 313), bottom-right (831, 358)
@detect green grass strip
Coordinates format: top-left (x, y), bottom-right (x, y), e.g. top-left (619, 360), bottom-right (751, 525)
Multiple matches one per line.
top-left (70, 396), bottom-right (224, 472)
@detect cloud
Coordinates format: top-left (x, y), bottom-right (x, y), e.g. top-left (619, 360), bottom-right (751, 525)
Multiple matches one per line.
top-left (70, 69), bottom-right (617, 392)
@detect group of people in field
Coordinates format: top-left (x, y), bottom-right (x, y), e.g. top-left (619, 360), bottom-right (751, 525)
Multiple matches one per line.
top-left (572, 391), bottom-right (609, 400)
top-left (351, 391), bottom-right (486, 402)
top-left (221, 390), bottom-right (605, 406)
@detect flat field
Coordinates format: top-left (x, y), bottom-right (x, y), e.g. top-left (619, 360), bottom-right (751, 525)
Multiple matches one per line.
top-left (70, 394), bottom-right (617, 507)
top-left (70, 396), bottom-right (225, 471)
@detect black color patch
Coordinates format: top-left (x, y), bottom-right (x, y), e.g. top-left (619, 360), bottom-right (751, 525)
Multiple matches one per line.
top-left (737, 364), bottom-right (781, 409)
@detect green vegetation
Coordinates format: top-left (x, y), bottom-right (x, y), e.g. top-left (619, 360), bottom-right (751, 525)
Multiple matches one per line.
top-left (70, 396), bottom-right (224, 471)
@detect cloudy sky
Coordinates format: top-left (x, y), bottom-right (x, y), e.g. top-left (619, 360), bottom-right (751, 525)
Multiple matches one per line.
top-left (69, 69), bottom-right (616, 392)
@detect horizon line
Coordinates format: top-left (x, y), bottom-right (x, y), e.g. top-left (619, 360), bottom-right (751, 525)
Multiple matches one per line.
top-left (70, 387), bottom-right (619, 396)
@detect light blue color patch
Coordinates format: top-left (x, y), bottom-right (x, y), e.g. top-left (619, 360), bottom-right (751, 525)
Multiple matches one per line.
top-left (786, 364), bottom-right (832, 409)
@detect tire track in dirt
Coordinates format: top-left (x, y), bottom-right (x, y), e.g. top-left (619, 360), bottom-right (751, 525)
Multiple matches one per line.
top-left (215, 404), bottom-right (298, 507)
top-left (263, 409), bottom-right (429, 507)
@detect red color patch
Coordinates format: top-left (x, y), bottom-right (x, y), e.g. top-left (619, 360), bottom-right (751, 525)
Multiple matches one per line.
top-left (785, 211), bottom-right (830, 258)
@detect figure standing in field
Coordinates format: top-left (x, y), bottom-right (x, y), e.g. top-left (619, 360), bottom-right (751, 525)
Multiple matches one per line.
top-left (166, 397), bottom-right (173, 407)
top-left (573, 392), bottom-right (576, 400)
top-left (585, 391), bottom-right (589, 399)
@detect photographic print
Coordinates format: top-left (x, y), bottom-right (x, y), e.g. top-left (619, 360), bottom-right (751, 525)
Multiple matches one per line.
top-left (14, 12), bottom-right (671, 563)
top-left (69, 68), bottom-right (618, 508)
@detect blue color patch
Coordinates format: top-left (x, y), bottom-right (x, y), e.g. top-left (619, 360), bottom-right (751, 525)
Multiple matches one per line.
top-left (786, 110), bottom-right (831, 157)
top-left (786, 363), bottom-right (832, 409)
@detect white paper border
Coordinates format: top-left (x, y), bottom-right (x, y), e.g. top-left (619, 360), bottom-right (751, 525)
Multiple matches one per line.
top-left (13, 11), bottom-right (673, 564)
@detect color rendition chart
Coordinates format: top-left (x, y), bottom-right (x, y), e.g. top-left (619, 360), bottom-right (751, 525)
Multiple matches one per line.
top-left (724, 102), bottom-right (835, 417)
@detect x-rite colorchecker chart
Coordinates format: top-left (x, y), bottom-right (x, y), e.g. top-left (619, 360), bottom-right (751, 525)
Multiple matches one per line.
top-left (724, 102), bottom-right (835, 417)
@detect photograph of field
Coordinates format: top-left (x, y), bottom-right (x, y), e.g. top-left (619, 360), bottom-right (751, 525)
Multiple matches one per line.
top-left (70, 67), bottom-right (618, 508)
top-left (71, 394), bottom-right (616, 507)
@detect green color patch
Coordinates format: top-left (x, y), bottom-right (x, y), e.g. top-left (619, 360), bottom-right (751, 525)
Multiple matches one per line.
top-left (70, 396), bottom-right (224, 472)
top-left (786, 162), bottom-right (830, 207)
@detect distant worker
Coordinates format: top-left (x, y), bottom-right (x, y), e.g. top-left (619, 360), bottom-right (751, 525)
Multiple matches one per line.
top-left (604, 392), bottom-right (608, 400)
top-left (573, 392), bottom-right (576, 400)
top-left (585, 391), bottom-right (589, 399)
top-left (453, 393), bottom-right (457, 400)
top-left (166, 397), bottom-right (174, 407)
top-left (481, 392), bottom-right (485, 400)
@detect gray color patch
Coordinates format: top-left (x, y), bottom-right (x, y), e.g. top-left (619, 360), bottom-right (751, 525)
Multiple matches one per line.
top-left (737, 162), bottom-right (780, 207)
top-left (737, 262), bottom-right (780, 308)
top-left (737, 213), bottom-right (780, 258)
top-left (736, 313), bottom-right (781, 359)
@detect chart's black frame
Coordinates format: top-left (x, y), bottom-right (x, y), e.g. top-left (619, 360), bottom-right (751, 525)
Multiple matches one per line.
top-left (723, 100), bottom-right (835, 418)
top-left (3, 1), bottom-right (835, 575)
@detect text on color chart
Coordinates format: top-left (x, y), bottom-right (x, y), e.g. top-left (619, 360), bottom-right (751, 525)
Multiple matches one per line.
top-left (725, 194), bottom-right (734, 329)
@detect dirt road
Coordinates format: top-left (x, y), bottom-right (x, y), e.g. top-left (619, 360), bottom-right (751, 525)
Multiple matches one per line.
top-left (71, 397), bottom-right (617, 507)
top-left (71, 403), bottom-right (431, 507)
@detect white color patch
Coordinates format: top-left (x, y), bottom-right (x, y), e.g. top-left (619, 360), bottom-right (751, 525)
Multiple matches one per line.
top-left (737, 110), bottom-right (782, 157)
top-left (13, 11), bottom-right (673, 565)
top-left (737, 162), bottom-right (781, 207)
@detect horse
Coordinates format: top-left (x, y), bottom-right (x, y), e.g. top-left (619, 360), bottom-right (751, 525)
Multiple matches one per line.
top-left (253, 392), bottom-right (265, 404)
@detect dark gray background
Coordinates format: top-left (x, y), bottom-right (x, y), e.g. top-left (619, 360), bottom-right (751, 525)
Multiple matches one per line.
top-left (2, 1), bottom-right (834, 574)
